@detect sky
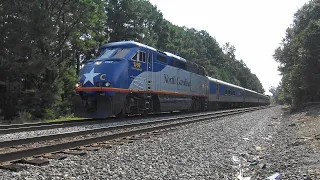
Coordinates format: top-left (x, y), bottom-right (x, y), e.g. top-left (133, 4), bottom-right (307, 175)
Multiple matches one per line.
top-left (148, 0), bottom-right (309, 95)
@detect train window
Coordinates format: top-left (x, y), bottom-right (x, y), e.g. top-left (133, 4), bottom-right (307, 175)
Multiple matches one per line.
top-left (157, 54), bottom-right (167, 63)
top-left (148, 53), bottom-right (152, 63)
top-left (131, 53), bottom-right (138, 61)
top-left (139, 51), bottom-right (146, 62)
top-left (98, 48), bottom-right (118, 59)
top-left (131, 51), bottom-right (146, 63)
top-left (112, 48), bottom-right (131, 58)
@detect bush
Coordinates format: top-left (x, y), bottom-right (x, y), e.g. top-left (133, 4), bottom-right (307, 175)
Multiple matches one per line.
top-left (12, 111), bottom-right (33, 124)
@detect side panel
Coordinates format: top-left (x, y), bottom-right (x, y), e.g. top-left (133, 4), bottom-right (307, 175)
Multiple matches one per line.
top-left (177, 69), bottom-right (191, 93)
top-left (208, 80), bottom-right (217, 102)
top-left (146, 51), bottom-right (153, 91)
top-left (218, 84), bottom-right (243, 103)
top-left (191, 73), bottom-right (200, 93)
top-left (199, 76), bottom-right (207, 96)
top-left (160, 65), bottom-right (178, 92)
top-left (128, 49), bottom-right (148, 91)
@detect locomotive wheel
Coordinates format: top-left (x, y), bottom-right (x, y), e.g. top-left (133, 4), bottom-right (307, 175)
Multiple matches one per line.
top-left (142, 110), bottom-right (148, 117)
top-left (115, 109), bottom-right (126, 119)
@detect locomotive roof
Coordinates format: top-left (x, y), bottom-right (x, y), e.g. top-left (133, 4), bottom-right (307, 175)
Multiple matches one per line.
top-left (100, 41), bottom-right (187, 63)
top-left (100, 41), bottom-right (157, 51)
top-left (163, 52), bottom-right (187, 62)
top-left (207, 76), bottom-right (268, 97)
top-left (100, 41), bottom-right (267, 97)
top-left (244, 88), bottom-right (268, 97)
top-left (207, 76), bottom-right (244, 90)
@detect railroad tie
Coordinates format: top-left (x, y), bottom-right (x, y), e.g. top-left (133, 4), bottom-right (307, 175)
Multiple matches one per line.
top-left (71, 146), bottom-right (99, 151)
top-left (14, 158), bottom-right (49, 166)
top-left (40, 153), bottom-right (67, 160)
top-left (60, 150), bottom-right (87, 156)
top-left (0, 163), bottom-right (25, 172)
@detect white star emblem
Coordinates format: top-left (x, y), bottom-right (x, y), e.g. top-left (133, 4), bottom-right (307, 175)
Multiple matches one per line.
top-left (83, 68), bottom-right (100, 85)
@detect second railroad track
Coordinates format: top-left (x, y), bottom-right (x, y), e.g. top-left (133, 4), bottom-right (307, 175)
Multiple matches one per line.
top-left (0, 106), bottom-right (269, 171)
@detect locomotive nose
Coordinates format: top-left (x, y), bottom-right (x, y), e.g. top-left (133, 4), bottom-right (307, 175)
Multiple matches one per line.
top-left (74, 57), bottom-right (127, 119)
top-left (78, 62), bottom-right (116, 88)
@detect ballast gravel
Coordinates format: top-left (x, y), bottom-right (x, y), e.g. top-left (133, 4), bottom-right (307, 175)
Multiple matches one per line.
top-left (1, 106), bottom-right (319, 179)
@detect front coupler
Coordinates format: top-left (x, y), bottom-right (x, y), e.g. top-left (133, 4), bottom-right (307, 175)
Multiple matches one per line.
top-left (72, 92), bottom-right (127, 119)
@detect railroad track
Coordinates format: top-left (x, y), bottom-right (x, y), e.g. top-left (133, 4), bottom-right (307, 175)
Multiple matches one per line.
top-left (0, 111), bottom-right (195, 135)
top-left (0, 106), bottom-right (269, 172)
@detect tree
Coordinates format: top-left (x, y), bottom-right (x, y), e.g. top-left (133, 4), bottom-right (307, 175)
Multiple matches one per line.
top-left (269, 86), bottom-right (276, 96)
top-left (0, 0), bottom-right (107, 120)
top-left (0, 0), bottom-right (267, 121)
top-left (273, 0), bottom-right (320, 109)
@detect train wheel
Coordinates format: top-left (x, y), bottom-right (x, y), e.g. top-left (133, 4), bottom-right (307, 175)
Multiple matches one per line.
top-left (115, 109), bottom-right (126, 119)
top-left (142, 110), bottom-right (148, 117)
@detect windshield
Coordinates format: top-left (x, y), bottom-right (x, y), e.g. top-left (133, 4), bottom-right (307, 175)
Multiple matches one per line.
top-left (96, 47), bottom-right (131, 60)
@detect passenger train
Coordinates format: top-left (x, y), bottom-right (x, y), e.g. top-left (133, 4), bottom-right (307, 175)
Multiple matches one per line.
top-left (73, 41), bottom-right (270, 118)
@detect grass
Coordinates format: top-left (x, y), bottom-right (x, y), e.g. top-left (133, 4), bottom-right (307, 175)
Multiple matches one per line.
top-left (44, 117), bottom-right (88, 123)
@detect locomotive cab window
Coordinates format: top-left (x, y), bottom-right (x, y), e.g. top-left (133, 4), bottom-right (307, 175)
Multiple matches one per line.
top-left (97, 47), bottom-right (131, 59)
top-left (112, 48), bottom-right (131, 58)
top-left (131, 51), bottom-right (146, 63)
top-left (139, 51), bottom-right (146, 62)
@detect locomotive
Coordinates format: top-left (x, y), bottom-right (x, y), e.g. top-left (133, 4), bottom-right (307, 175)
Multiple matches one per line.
top-left (73, 41), bottom-right (270, 118)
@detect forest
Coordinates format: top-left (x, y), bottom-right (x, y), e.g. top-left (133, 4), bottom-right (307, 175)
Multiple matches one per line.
top-left (0, 0), bottom-right (265, 121)
top-left (271, 0), bottom-right (320, 110)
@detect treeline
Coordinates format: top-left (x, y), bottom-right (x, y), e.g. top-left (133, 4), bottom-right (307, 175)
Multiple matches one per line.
top-left (272, 0), bottom-right (320, 109)
top-left (0, 0), bottom-right (264, 121)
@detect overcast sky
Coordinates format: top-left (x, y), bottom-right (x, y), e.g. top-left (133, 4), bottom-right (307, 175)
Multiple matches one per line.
top-left (148, 0), bottom-right (309, 95)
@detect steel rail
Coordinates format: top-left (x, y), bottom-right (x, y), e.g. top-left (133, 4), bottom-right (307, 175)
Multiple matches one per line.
top-left (0, 106), bottom-right (268, 163)
top-left (0, 106), bottom-right (270, 133)
top-left (0, 111), bottom-right (187, 135)
top-left (0, 106), bottom-right (264, 148)
top-left (0, 111), bottom-right (190, 130)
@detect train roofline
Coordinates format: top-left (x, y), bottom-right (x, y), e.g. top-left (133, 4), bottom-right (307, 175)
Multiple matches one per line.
top-left (99, 41), bottom-right (158, 52)
top-left (100, 41), bottom-right (188, 63)
top-left (207, 76), bottom-right (244, 90)
top-left (98, 41), bottom-right (269, 98)
top-left (207, 76), bottom-right (269, 97)
top-left (163, 51), bottom-right (187, 62)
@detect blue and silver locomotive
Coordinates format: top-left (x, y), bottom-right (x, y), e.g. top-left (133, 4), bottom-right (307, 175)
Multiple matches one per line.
top-left (73, 41), bottom-right (269, 118)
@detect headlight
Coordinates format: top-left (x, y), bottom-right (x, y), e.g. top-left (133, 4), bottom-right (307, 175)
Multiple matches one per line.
top-left (104, 82), bottom-right (111, 87)
top-left (75, 82), bottom-right (82, 88)
top-left (94, 61), bottom-right (102, 65)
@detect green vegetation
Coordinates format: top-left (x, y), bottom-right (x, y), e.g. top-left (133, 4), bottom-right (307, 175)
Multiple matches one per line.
top-left (272, 0), bottom-right (320, 110)
top-left (0, 0), bottom-right (265, 121)
top-left (44, 117), bottom-right (88, 123)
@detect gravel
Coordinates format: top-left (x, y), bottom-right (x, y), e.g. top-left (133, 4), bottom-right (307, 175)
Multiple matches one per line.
top-left (0, 110), bottom-right (241, 155)
top-left (1, 106), bottom-right (319, 179)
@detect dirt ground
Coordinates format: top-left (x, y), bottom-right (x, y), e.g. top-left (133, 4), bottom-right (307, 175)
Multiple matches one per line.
top-left (266, 104), bottom-right (320, 179)
top-left (291, 104), bottom-right (320, 171)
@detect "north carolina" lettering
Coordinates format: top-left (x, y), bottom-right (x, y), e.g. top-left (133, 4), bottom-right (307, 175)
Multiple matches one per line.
top-left (164, 74), bottom-right (191, 87)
